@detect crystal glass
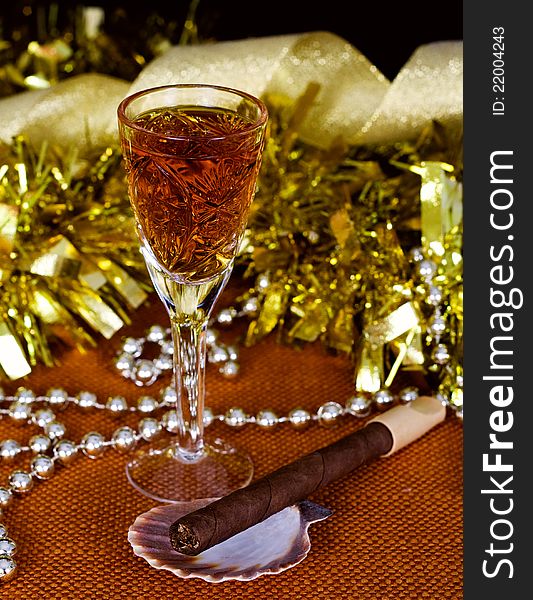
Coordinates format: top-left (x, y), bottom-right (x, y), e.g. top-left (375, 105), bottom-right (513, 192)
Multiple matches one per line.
top-left (117, 84), bottom-right (267, 503)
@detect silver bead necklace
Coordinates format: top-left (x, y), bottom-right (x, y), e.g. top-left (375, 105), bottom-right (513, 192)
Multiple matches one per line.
top-left (0, 381), bottom-right (425, 583)
top-left (114, 322), bottom-right (242, 387)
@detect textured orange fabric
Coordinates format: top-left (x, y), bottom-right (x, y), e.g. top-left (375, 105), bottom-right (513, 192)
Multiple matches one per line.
top-left (0, 291), bottom-right (463, 599)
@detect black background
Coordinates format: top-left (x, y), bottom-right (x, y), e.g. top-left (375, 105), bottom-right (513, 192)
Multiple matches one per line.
top-left (1, 0), bottom-right (463, 80)
top-left (182, 0), bottom-right (463, 79)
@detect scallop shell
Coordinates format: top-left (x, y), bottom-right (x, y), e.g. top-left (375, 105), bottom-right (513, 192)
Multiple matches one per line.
top-left (128, 500), bottom-right (332, 583)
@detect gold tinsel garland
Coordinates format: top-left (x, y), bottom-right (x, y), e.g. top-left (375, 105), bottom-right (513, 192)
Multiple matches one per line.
top-left (0, 5), bottom-right (463, 416)
top-left (0, 137), bottom-right (150, 379)
top-left (237, 88), bottom-right (463, 413)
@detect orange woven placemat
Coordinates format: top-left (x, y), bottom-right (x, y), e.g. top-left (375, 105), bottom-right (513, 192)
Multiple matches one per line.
top-left (1, 293), bottom-right (463, 599)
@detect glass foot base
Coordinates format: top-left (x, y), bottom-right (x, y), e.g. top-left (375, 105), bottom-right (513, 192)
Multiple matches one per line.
top-left (125, 436), bottom-right (253, 504)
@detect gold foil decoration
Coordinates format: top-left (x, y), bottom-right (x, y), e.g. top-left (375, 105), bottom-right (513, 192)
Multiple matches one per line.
top-left (355, 338), bottom-right (385, 394)
top-left (288, 299), bottom-right (330, 343)
top-left (0, 320), bottom-right (32, 379)
top-left (383, 327), bottom-right (418, 388)
top-left (92, 256), bottom-right (147, 308)
top-left (29, 285), bottom-right (95, 349)
top-left (30, 285), bottom-right (70, 323)
top-left (407, 161), bottom-right (456, 257)
top-left (0, 202), bottom-right (19, 255)
top-left (246, 283), bottom-right (288, 345)
top-left (78, 260), bottom-right (107, 291)
top-left (26, 39), bottom-right (73, 87)
top-left (21, 235), bottom-right (81, 278)
top-left (240, 86), bottom-right (461, 398)
top-left (365, 302), bottom-right (420, 347)
top-left (327, 307), bottom-right (355, 354)
top-left (62, 287), bottom-right (124, 340)
top-left (355, 302), bottom-right (420, 393)
top-left (390, 328), bottom-right (425, 367)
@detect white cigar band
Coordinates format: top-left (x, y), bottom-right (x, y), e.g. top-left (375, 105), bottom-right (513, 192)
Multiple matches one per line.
top-left (369, 396), bottom-right (446, 457)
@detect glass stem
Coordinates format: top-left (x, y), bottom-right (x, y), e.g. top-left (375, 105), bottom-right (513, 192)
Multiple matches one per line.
top-left (170, 312), bottom-right (207, 461)
top-left (142, 251), bottom-right (233, 463)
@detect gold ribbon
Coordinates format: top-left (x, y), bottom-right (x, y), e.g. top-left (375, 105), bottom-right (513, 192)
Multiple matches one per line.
top-left (0, 35), bottom-right (462, 154)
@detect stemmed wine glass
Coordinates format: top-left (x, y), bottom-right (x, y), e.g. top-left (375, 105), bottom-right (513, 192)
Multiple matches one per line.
top-left (117, 84), bottom-right (268, 503)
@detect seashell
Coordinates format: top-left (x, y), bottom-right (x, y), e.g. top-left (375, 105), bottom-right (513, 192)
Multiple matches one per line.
top-left (128, 499), bottom-right (332, 582)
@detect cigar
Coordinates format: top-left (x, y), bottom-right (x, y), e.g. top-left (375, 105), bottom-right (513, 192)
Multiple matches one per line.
top-left (169, 396), bottom-right (445, 555)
